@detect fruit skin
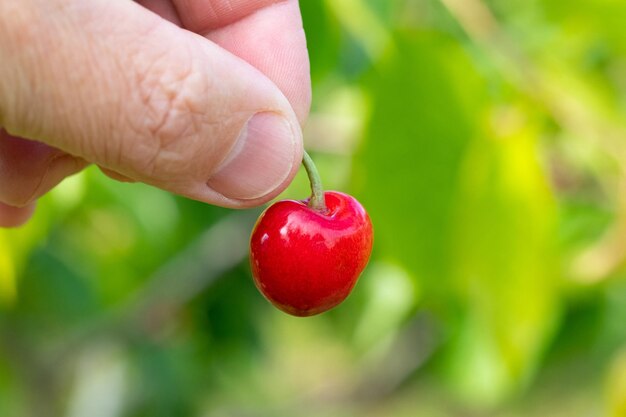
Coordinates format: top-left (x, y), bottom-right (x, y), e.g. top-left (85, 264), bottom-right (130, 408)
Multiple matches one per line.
top-left (250, 191), bottom-right (373, 317)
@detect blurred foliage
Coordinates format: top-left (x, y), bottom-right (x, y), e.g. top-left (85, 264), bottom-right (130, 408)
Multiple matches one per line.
top-left (3, 0), bottom-right (626, 416)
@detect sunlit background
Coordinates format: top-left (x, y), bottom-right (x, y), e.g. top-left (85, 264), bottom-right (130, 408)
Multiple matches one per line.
top-left (3, 0), bottom-right (626, 416)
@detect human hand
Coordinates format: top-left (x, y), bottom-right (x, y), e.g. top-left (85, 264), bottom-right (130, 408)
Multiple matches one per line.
top-left (0, 0), bottom-right (310, 227)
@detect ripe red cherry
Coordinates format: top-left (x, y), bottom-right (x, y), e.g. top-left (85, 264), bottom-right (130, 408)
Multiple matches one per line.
top-left (250, 190), bottom-right (373, 316)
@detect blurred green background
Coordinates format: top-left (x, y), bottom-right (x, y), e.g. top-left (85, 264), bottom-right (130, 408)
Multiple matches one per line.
top-left (3, 0), bottom-right (626, 416)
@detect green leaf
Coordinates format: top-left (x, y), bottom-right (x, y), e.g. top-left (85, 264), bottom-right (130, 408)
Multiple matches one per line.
top-left (353, 30), bottom-right (484, 305)
top-left (446, 106), bottom-right (561, 404)
top-left (607, 349), bottom-right (626, 417)
top-left (0, 234), bottom-right (16, 306)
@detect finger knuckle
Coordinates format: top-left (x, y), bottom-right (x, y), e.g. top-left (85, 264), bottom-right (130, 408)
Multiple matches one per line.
top-left (120, 47), bottom-right (214, 179)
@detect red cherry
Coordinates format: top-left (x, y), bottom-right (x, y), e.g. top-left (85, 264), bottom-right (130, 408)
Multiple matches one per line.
top-left (250, 191), bottom-right (373, 316)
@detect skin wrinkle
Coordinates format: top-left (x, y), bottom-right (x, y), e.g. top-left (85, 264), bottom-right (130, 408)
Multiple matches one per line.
top-left (0, 4), bottom-right (15, 127)
top-left (0, 3), bottom-right (43, 135)
top-left (175, 0), bottom-right (287, 33)
top-left (113, 21), bottom-right (188, 177)
top-left (119, 47), bottom-right (206, 182)
top-left (84, 42), bottom-right (117, 168)
top-left (44, 0), bottom-right (76, 18)
top-left (35, 2), bottom-right (93, 144)
top-left (0, 0), bottom-right (309, 220)
top-left (105, 34), bottom-right (142, 169)
top-left (7, 1), bottom-right (118, 154)
top-left (132, 48), bottom-right (200, 179)
top-left (129, 56), bottom-right (233, 183)
top-left (56, 2), bottom-right (170, 169)
top-left (106, 14), bottom-right (167, 169)
top-left (140, 102), bottom-right (197, 179)
top-left (199, 0), bottom-right (284, 37)
top-left (206, 0), bottom-right (220, 23)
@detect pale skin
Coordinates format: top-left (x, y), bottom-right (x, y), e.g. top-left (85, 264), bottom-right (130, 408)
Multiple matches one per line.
top-left (0, 0), bottom-right (311, 227)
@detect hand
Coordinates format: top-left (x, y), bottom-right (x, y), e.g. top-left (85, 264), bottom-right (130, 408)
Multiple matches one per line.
top-left (0, 0), bottom-right (311, 227)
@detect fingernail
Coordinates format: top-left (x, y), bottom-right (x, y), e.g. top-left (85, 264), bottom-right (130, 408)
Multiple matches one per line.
top-left (207, 112), bottom-right (298, 200)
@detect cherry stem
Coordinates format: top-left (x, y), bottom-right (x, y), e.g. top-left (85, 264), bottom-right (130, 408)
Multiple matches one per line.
top-left (302, 150), bottom-right (327, 212)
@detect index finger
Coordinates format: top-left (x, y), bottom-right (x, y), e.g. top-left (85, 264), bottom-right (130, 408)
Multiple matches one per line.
top-left (171, 0), bottom-right (311, 123)
top-left (172, 0), bottom-right (280, 32)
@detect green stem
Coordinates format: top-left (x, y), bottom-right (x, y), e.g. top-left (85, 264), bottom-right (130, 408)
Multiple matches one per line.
top-left (302, 150), bottom-right (327, 212)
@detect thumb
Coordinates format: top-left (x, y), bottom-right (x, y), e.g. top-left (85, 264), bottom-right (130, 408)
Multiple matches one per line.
top-left (0, 0), bottom-right (303, 207)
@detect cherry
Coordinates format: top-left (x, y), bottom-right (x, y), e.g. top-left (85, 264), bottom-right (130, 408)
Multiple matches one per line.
top-left (249, 152), bottom-right (373, 317)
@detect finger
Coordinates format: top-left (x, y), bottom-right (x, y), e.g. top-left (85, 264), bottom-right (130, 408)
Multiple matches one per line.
top-left (172, 0), bottom-right (279, 31)
top-left (171, 0), bottom-right (311, 122)
top-left (0, 130), bottom-right (86, 207)
top-left (135, 0), bottom-right (182, 25)
top-left (0, 0), bottom-right (178, 217)
top-left (0, 201), bottom-right (36, 228)
top-left (0, 0), bottom-right (303, 207)
top-left (98, 167), bottom-right (136, 183)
